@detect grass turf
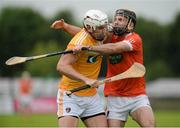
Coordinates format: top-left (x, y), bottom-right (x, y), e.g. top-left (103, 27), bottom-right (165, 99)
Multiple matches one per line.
top-left (0, 110), bottom-right (180, 127)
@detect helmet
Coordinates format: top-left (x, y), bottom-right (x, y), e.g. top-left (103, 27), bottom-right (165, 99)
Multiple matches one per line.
top-left (115, 9), bottom-right (136, 26)
top-left (113, 9), bottom-right (136, 36)
top-left (83, 9), bottom-right (108, 31)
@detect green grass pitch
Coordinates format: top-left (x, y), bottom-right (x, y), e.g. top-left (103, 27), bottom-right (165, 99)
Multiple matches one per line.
top-left (0, 110), bottom-right (180, 127)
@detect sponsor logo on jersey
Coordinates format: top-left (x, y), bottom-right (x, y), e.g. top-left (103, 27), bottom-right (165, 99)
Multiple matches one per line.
top-left (109, 53), bottom-right (123, 64)
top-left (87, 56), bottom-right (98, 63)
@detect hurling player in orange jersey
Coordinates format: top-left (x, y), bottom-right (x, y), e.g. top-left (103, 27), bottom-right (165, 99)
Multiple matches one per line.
top-left (51, 9), bottom-right (155, 127)
top-left (18, 71), bottom-right (32, 114)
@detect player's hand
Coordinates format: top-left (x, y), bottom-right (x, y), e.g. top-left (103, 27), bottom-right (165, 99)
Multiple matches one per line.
top-left (73, 45), bottom-right (83, 54)
top-left (84, 78), bottom-right (100, 88)
top-left (73, 46), bottom-right (90, 54)
top-left (51, 19), bottom-right (65, 29)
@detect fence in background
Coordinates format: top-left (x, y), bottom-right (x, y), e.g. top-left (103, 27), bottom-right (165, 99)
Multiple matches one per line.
top-left (0, 78), bottom-right (180, 115)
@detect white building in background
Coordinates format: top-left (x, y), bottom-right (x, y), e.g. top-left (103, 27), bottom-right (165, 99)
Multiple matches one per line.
top-left (146, 78), bottom-right (180, 110)
top-left (0, 78), bottom-right (15, 114)
top-left (147, 78), bottom-right (180, 98)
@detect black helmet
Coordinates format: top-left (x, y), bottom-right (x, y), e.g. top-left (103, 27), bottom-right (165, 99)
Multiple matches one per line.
top-left (115, 9), bottom-right (136, 26)
top-left (113, 9), bottom-right (136, 36)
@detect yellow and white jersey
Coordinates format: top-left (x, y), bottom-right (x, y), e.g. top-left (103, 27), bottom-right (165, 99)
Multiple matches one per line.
top-left (59, 28), bottom-right (103, 96)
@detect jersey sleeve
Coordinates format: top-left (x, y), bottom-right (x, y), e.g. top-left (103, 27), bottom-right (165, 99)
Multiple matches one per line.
top-left (125, 34), bottom-right (142, 52)
top-left (66, 37), bottom-right (77, 50)
top-left (65, 29), bottom-right (89, 58)
top-left (66, 29), bottom-right (88, 50)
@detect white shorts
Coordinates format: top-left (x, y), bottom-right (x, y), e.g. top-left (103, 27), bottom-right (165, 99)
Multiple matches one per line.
top-left (57, 89), bottom-right (105, 120)
top-left (19, 94), bottom-right (32, 107)
top-left (107, 95), bottom-right (152, 121)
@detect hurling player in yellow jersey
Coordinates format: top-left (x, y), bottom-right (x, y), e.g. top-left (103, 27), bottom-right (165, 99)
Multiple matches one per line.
top-left (55, 10), bottom-right (108, 127)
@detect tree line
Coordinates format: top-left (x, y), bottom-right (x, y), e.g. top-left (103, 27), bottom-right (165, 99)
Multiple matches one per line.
top-left (0, 7), bottom-right (180, 81)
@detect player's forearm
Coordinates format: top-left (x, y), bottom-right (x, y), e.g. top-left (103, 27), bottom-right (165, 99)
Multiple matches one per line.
top-left (57, 65), bottom-right (89, 83)
top-left (90, 41), bottom-right (131, 54)
top-left (63, 23), bottom-right (82, 36)
top-left (90, 43), bottom-right (122, 54)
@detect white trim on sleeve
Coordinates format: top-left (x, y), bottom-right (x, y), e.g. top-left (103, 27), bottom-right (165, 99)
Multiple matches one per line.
top-left (123, 40), bottom-right (133, 51)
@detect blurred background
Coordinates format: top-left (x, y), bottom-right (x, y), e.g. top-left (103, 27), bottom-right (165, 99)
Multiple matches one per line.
top-left (0, 0), bottom-right (180, 127)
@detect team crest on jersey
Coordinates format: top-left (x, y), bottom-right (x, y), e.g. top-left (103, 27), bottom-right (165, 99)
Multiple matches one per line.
top-left (87, 56), bottom-right (98, 63)
top-left (109, 53), bottom-right (123, 64)
top-left (66, 107), bottom-right (71, 113)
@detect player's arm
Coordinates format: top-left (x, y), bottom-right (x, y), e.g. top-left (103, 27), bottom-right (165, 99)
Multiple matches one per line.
top-left (51, 19), bottom-right (82, 36)
top-left (57, 54), bottom-right (98, 86)
top-left (57, 54), bottom-right (87, 81)
top-left (89, 41), bottom-right (132, 54)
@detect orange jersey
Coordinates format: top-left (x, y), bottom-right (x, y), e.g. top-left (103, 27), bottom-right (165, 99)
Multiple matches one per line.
top-left (59, 29), bottom-right (102, 96)
top-left (19, 79), bottom-right (31, 94)
top-left (104, 32), bottom-right (146, 96)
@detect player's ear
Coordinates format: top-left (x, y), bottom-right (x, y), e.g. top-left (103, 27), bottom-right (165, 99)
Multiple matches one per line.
top-left (127, 19), bottom-right (134, 32)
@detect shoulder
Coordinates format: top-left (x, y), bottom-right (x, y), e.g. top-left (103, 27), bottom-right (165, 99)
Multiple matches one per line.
top-left (125, 32), bottom-right (142, 44)
top-left (73, 29), bottom-right (89, 44)
top-left (124, 32), bottom-right (143, 51)
top-left (131, 32), bottom-right (142, 42)
top-left (68, 29), bottom-right (89, 47)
